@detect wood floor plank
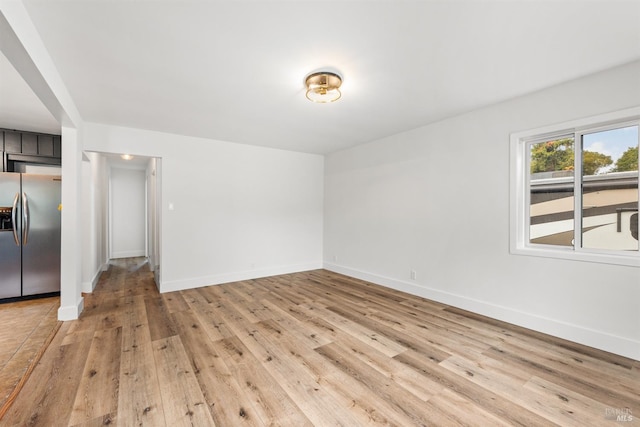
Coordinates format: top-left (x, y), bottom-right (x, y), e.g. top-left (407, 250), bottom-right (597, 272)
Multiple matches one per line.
top-left (259, 299), bottom-right (334, 348)
top-left (266, 301), bottom-right (347, 349)
top-left (258, 276), bottom-right (315, 307)
top-left (301, 301), bottom-right (408, 357)
top-left (249, 316), bottom-right (440, 426)
top-left (208, 298), bottom-right (366, 426)
top-left (95, 296), bottom-right (125, 331)
top-left (118, 295), bottom-right (165, 426)
top-left (144, 296), bottom-right (178, 341)
top-left (440, 354), bottom-right (585, 424)
top-left (152, 335), bottom-right (216, 427)
top-left (68, 326), bottom-right (123, 425)
top-left (445, 306), bottom-right (640, 371)
top-left (494, 335), bottom-right (640, 394)
top-left (61, 307), bottom-right (102, 346)
top-left (161, 291), bottom-right (190, 314)
top-left (180, 288), bottom-right (236, 342)
top-left (212, 336), bottom-right (314, 427)
top-left (394, 349), bottom-right (554, 427)
top-left (350, 293), bottom-right (507, 350)
top-left (120, 295), bottom-right (155, 370)
top-left (308, 270), bottom-right (408, 303)
top-left (427, 387), bottom-right (515, 427)
top-left (222, 283), bottom-right (274, 323)
top-left (315, 341), bottom-right (435, 426)
top-left (239, 323), bottom-right (370, 426)
top-left (323, 325), bottom-right (440, 401)
top-left (484, 344), bottom-right (640, 410)
top-left (270, 336), bottom-right (424, 426)
top-left (523, 375), bottom-right (618, 427)
top-left (70, 411), bottom-right (117, 427)
top-left (171, 309), bottom-right (263, 426)
top-left (322, 302), bottom-right (456, 362)
top-left (117, 358), bottom-right (166, 427)
top-left (327, 302), bottom-right (491, 359)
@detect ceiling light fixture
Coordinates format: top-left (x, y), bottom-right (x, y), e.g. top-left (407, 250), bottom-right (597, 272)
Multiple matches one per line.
top-left (121, 154), bottom-right (133, 160)
top-left (305, 71), bottom-right (342, 103)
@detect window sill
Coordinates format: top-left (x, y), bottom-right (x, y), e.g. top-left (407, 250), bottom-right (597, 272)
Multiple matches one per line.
top-left (510, 245), bottom-right (640, 267)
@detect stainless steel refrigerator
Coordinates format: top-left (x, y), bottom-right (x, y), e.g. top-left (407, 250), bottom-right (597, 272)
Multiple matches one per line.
top-left (0, 172), bottom-right (61, 299)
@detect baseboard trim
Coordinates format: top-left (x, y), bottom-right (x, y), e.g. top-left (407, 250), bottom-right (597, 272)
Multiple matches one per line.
top-left (111, 250), bottom-right (145, 259)
top-left (81, 264), bottom-right (106, 293)
top-left (160, 262), bottom-right (323, 294)
top-left (323, 262), bottom-right (640, 361)
top-left (57, 295), bottom-right (84, 321)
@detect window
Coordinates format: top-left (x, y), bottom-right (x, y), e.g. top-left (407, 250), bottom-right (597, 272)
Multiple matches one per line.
top-left (511, 107), bottom-right (640, 267)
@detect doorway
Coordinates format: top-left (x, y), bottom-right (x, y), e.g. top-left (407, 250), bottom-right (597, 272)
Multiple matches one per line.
top-left (82, 152), bottom-right (162, 291)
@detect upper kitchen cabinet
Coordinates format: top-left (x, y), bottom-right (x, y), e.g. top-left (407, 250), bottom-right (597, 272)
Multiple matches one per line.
top-left (1, 129), bottom-right (62, 172)
top-left (21, 133), bottom-right (38, 155)
top-left (3, 131), bottom-right (21, 154)
top-left (37, 135), bottom-right (54, 157)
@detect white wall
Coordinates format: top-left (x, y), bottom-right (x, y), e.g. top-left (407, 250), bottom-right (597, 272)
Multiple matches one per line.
top-left (83, 124), bottom-right (324, 292)
top-left (147, 157), bottom-right (161, 286)
top-left (80, 152), bottom-right (109, 292)
top-left (110, 167), bottom-right (146, 259)
top-left (324, 60), bottom-right (640, 360)
top-left (81, 157), bottom-right (93, 290)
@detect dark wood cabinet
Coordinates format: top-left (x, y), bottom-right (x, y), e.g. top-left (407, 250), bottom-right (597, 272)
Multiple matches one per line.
top-left (4, 132), bottom-right (21, 154)
top-left (1, 129), bottom-right (62, 172)
top-left (38, 135), bottom-right (55, 156)
top-left (53, 136), bottom-right (62, 158)
top-left (21, 133), bottom-right (38, 155)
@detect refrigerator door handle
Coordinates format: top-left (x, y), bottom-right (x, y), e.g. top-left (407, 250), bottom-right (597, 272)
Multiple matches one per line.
top-left (22, 192), bottom-right (30, 245)
top-left (11, 192), bottom-right (20, 245)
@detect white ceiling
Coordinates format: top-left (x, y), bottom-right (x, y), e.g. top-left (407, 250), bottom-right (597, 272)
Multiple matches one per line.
top-left (0, 50), bottom-right (60, 134)
top-left (4, 1), bottom-right (640, 154)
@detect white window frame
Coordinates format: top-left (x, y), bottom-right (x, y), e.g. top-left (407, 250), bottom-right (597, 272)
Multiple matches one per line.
top-left (510, 106), bottom-right (640, 267)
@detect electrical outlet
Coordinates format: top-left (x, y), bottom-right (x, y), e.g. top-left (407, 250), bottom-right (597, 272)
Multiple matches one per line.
top-left (410, 270), bottom-right (416, 280)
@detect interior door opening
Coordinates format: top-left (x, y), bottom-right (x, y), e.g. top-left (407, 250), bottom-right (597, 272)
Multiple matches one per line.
top-left (82, 152), bottom-right (162, 291)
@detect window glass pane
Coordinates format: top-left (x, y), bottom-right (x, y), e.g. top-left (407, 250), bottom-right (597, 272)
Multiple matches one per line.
top-left (529, 137), bottom-right (575, 246)
top-left (581, 125), bottom-right (639, 251)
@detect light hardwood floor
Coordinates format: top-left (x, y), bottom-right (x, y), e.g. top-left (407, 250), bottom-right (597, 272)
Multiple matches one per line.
top-left (2, 258), bottom-right (638, 426)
